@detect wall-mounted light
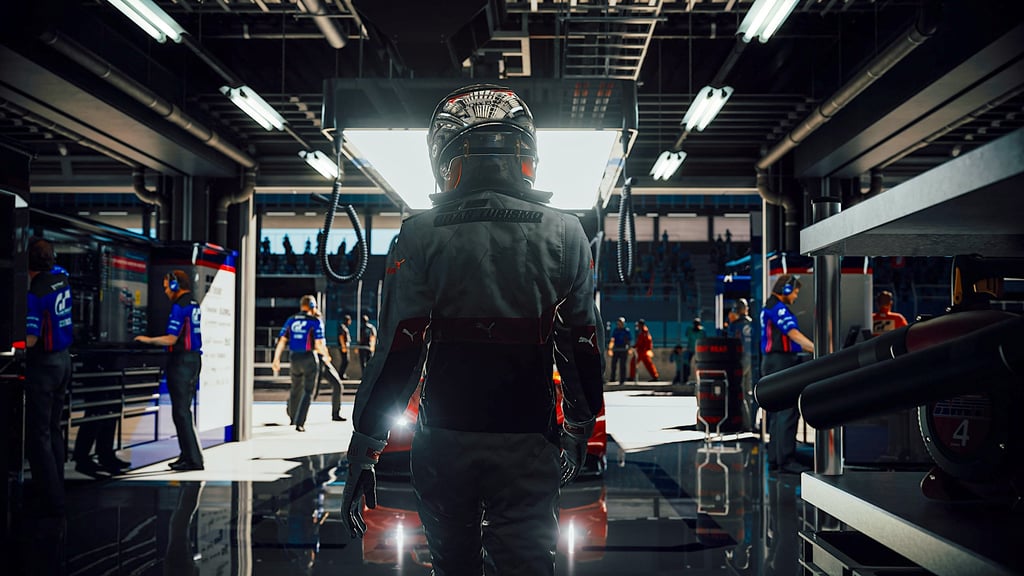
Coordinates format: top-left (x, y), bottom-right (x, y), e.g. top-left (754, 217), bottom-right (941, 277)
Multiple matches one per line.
top-left (299, 150), bottom-right (339, 180)
top-left (682, 86), bottom-right (733, 132)
top-left (649, 150), bottom-right (686, 181)
top-left (107, 0), bottom-right (185, 43)
top-left (737, 0), bottom-right (800, 43)
top-left (220, 85), bottom-right (286, 131)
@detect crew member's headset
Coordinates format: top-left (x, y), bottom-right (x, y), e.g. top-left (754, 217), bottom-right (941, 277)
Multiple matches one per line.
top-left (166, 272), bottom-right (180, 292)
top-left (780, 274), bottom-right (799, 296)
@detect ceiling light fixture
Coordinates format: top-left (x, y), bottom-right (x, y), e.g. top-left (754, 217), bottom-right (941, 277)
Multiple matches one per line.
top-left (737, 0), bottom-right (800, 43)
top-left (299, 150), bottom-right (339, 180)
top-left (107, 0), bottom-right (186, 43)
top-left (681, 86), bottom-right (733, 132)
top-left (220, 85), bottom-right (286, 131)
top-left (649, 150), bottom-right (686, 181)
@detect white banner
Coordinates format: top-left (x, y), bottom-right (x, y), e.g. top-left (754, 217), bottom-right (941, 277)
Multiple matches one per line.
top-left (198, 263), bottom-right (236, 431)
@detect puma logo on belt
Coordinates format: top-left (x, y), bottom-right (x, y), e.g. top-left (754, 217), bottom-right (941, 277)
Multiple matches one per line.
top-left (475, 322), bottom-right (496, 338)
top-left (577, 333), bottom-right (597, 348)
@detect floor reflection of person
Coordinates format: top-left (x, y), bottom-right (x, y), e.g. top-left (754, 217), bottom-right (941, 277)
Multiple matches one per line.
top-left (163, 482), bottom-right (204, 576)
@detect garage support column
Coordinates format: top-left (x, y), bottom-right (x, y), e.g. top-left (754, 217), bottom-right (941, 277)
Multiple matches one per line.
top-left (812, 190), bottom-right (843, 478)
top-left (228, 198), bottom-right (256, 442)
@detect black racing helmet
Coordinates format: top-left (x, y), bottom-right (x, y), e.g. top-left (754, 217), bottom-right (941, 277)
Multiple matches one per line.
top-left (427, 84), bottom-right (538, 191)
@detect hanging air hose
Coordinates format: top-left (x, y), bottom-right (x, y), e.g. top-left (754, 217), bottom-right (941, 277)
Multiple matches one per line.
top-left (616, 176), bottom-right (636, 284)
top-left (316, 148), bottom-right (368, 284)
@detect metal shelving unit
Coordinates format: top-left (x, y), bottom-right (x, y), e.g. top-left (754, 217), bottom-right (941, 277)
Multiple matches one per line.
top-left (802, 472), bottom-right (1022, 576)
top-left (800, 127), bottom-right (1024, 258)
top-left (796, 126), bottom-right (1024, 575)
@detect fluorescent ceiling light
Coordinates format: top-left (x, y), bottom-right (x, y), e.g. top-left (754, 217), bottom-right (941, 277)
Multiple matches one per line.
top-left (649, 150), bottom-right (686, 181)
top-left (107, 0), bottom-right (186, 43)
top-left (737, 0), bottom-right (800, 43)
top-left (342, 129), bottom-right (622, 211)
top-left (98, 211), bottom-right (129, 216)
top-left (681, 86), bottom-right (733, 132)
top-left (723, 213), bottom-right (749, 218)
top-left (267, 211), bottom-right (297, 217)
top-left (667, 212), bottom-right (698, 218)
top-left (220, 86), bottom-right (286, 131)
top-left (299, 150), bottom-right (339, 180)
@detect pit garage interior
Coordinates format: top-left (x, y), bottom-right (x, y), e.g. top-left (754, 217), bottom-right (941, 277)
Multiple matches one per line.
top-left (1, 0), bottom-right (1023, 574)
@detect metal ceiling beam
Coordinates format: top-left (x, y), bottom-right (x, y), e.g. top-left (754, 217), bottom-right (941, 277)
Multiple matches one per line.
top-left (795, 17), bottom-right (1024, 178)
top-left (0, 45), bottom-right (235, 176)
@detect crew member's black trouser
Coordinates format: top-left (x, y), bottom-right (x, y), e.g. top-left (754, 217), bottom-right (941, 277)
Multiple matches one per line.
top-left (762, 353), bottom-right (800, 467)
top-left (73, 389), bottom-right (119, 466)
top-left (288, 353), bottom-right (318, 426)
top-left (167, 352), bottom-right (203, 466)
top-left (338, 350), bottom-right (349, 379)
top-left (326, 357), bottom-right (345, 418)
top-left (411, 426), bottom-right (561, 576)
top-left (25, 349), bottom-right (71, 517)
top-left (609, 349), bottom-right (628, 384)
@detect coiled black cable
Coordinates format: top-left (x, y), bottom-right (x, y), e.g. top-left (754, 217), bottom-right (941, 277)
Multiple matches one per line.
top-left (616, 176), bottom-right (636, 284)
top-left (316, 153), bottom-right (367, 284)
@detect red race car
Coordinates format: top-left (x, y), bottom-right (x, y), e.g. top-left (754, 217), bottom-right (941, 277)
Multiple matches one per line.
top-left (377, 370), bottom-right (607, 478)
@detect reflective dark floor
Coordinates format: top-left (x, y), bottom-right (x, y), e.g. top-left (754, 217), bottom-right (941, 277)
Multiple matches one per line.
top-left (14, 437), bottom-right (810, 575)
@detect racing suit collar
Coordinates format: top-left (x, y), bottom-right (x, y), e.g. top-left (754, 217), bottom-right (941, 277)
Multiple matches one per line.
top-left (430, 185), bottom-right (553, 206)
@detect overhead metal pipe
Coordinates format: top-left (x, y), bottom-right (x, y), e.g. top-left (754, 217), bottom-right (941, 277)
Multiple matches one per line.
top-left (297, 0), bottom-right (347, 49)
top-left (756, 3), bottom-right (939, 172)
top-left (754, 169), bottom-right (800, 251)
top-left (864, 168), bottom-right (883, 196)
top-left (755, 3), bottom-right (938, 250)
top-left (0, 97), bottom-right (135, 165)
top-left (132, 168), bottom-right (170, 239)
top-left (879, 85), bottom-right (1024, 170)
top-left (40, 31), bottom-right (257, 169)
top-left (216, 169), bottom-right (257, 247)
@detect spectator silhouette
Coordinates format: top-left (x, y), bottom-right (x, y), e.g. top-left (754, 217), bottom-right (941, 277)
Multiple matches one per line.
top-left (303, 238), bottom-right (317, 273)
top-left (347, 240), bottom-right (364, 274)
top-left (283, 235), bottom-right (297, 272)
